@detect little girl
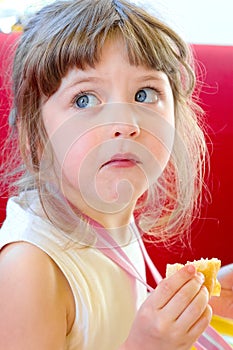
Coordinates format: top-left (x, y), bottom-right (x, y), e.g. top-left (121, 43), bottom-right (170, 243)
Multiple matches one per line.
top-left (0, 1), bottom-right (232, 349)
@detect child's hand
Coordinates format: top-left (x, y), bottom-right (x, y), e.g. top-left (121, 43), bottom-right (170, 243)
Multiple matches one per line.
top-left (209, 263), bottom-right (233, 319)
top-left (122, 265), bottom-right (212, 350)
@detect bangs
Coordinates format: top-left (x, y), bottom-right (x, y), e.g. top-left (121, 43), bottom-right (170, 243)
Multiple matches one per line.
top-left (18, 0), bottom-right (190, 98)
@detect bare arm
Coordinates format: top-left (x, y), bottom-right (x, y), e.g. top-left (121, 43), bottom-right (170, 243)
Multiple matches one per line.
top-left (0, 242), bottom-right (74, 350)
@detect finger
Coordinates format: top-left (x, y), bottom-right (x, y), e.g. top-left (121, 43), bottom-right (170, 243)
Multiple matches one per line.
top-left (177, 286), bottom-right (210, 332)
top-left (151, 264), bottom-right (197, 309)
top-left (188, 304), bottom-right (212, 340)
top-left (218, 264), bottom-right (233, 290)
top-left (161, 272), bottom-right (205, 321)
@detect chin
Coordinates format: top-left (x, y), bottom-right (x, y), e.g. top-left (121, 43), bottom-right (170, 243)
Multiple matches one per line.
top-left (96, 181), bottom-right (147, 206)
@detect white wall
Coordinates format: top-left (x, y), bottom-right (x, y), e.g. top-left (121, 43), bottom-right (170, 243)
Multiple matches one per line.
top-left (140, 0), bottom-right (233, 45)
top-left (1, 0), bottom-right (233, 44)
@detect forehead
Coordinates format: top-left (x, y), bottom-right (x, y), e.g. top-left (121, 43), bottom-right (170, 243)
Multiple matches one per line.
top-left (58, 39), bottom-right (171, 91)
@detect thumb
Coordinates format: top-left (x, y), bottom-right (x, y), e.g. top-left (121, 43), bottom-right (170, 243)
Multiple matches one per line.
top-left (218, 264), bottom-right (233, 290)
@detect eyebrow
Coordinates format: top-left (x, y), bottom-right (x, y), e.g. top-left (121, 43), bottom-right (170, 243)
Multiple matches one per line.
top-left (62, 72), bottom-right (168, 92)
top-left (134, 74), bottom-right (169, 84)
top-left (62, 76), bottom-right (101, 91)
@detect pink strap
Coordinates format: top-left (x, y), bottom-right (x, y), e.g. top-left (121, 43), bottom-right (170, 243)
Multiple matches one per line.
top-left (197, 326), bottom-right (233, 350)
top-left (130, 220), bottom-right (163, 285)
top-left (195, 342), bottom-right (208, 350)
top-left (87, 216), bottom-right (231, 350)
top-left (92, 219), bottom-right (155, 291)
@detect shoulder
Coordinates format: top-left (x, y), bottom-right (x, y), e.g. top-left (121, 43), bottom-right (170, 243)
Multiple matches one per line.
top-left (0, 241), bottom-right (64, 289)
top-left (0, 242), bottom-right (75, 349)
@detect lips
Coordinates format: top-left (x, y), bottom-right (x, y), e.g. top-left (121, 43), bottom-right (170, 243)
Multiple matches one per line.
top-left (101, 153), bottom-right (141, 169)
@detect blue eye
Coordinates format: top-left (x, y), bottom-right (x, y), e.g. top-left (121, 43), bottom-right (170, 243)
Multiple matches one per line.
top-left (135, 88), bottom-right (159, 103)
top-left (75, 93), bottom-right (100, 109)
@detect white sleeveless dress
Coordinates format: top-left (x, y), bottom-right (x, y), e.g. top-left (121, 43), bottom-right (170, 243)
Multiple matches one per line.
top-left (0, 191), bottom-right (147, 350)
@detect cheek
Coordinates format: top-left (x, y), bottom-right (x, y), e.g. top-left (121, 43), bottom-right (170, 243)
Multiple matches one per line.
top-left (64, 138), bottom-right (99, 187)
top-left (48, 128), bottom-right (99, 188)
top-left (138, 103), bottom-right (175, 172)
top-left (62, 144), bottom-right (86, 185)
top-left (141, 119), bottom-right (175, 182)
top-left (148, 137), bottom-right (173, 168)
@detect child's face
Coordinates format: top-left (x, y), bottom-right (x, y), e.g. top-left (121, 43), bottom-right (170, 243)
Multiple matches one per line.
top-left (41, 38), bottom-right (175, 217)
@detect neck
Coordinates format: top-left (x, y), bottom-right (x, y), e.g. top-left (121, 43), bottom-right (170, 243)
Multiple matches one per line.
top-left (67, 197), bottom-right (136, 245)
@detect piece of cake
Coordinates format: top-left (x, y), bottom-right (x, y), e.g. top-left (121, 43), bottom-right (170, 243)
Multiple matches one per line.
top-left (166, 258), bottom-right (221, 296)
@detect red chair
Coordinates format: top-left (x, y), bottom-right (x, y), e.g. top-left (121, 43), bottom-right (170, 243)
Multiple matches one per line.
top-left (0, 33), bottom-right (20, 223)
top-left (146, 44), bottom-right (233, 282)
top-left (0, 34), bottom-right (233, 280)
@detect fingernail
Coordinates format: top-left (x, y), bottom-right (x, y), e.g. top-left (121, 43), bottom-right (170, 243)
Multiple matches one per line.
top-left (187, 264), bottom-right (196, 274)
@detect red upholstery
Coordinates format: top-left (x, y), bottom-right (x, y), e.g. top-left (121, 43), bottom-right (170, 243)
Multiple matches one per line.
top-left (0, 34), bottom-right (18, 222)
top-left (0, 34), bottom-right (233, 280)
top-left (146, 44), bottom-right (233, 282)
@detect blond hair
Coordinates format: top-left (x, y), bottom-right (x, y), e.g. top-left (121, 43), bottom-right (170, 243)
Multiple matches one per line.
top-left (4, 0), bottom-right (208, 243)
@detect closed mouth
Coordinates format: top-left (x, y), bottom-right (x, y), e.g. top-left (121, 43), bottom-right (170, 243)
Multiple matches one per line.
top-left (101, 153), bottom-right (141, 169)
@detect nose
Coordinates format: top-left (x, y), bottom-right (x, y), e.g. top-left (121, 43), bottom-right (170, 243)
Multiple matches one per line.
top-left (104, 102), bottom-right (141, 139)
top-left (112, 122), bottom-right (140, 138)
